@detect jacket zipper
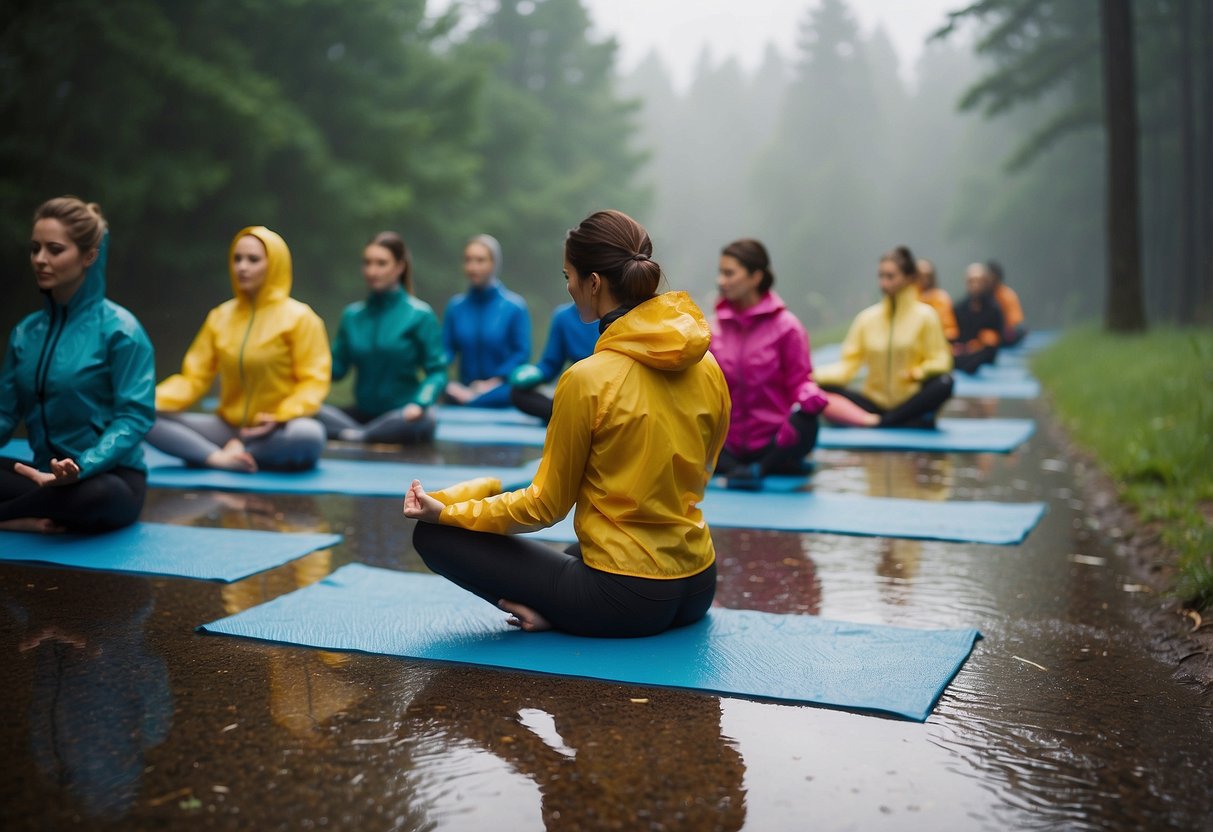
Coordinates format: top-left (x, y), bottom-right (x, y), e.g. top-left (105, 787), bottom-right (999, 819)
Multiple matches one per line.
top-left (238, 301), bottom-right (257, 427)
top-left (886, 294), bottom-right (896, 406)
top-left (34, 302), bottom-right (69, 457)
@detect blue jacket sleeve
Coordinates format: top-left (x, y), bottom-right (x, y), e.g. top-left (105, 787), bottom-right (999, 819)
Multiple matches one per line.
top-left (77, 325), bottom-right (156, 478)
top-left (533, 313), bottom-right (568, 382)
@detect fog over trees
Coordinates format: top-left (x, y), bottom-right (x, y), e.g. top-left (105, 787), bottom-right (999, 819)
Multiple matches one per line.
top-left (3, 0), bottom-right (1209, 366)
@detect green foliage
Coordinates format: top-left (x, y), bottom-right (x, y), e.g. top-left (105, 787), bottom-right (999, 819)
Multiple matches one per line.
top-left (1033, 327), bottom-right (1213, 608)
top-left (0, 0), bottom-right (645, 369)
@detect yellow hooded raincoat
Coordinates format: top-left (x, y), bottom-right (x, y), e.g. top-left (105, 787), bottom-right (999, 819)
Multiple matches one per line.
top-left (432, 291), bottom-right (731, 580)
top-left (155, 227), bottom-right (330, 425)
top-left (815, 282), bottom-right (952, 410)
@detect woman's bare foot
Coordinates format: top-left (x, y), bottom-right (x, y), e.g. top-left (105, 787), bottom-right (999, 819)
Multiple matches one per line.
top-left (0, 517), bottom-right (66, 534)
top-left (498, 599), bottom-right (552, 632)
top-left (206, 439), bottom-right (257, 473)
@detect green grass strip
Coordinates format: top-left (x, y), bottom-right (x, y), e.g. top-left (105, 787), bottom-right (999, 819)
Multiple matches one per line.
top-left (1033, 326), bottom-right (1213, 610)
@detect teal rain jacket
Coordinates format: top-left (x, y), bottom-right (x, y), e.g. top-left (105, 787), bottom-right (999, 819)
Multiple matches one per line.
top-left (0, 232), bottom-right (156, 476)
top-left (331, 285), bottom-right (448, 415)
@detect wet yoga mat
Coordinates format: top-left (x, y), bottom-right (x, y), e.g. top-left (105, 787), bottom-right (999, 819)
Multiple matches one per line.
top-left (200, 563), bottom-right (981, 721)
top-left (0, 522), bottom-right (341, 581)
top-left (433, 417), bottom-right (1036, 454)
top-left (819, 418), bottom-right (1035, 453)
top-left (953, 375), bottom-right (1040, 399)
top-left (1, 440), bottom-right (540, 498)
top-left (525, 491), bottom-right (1046, 546)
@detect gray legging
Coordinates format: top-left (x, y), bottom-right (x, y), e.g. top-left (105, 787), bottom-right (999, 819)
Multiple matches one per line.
top-left (147, 412), bottom-right (325, 471)
top-left (316, 404), bottom-right (436, 445)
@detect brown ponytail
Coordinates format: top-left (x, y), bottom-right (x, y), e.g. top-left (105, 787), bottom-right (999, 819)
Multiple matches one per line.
top-left (368, 231), bottom-right (413, 294)
top-left (33, 196), bottom-right (107, 253)
top-left (565, 210), bottom-right (662, 308)
top-left (722, 238), bottom-right (775, 294)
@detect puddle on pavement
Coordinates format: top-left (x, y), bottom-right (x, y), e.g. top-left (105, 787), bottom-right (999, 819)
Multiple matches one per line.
top-left (1, 397), bottom-right (1210, 830)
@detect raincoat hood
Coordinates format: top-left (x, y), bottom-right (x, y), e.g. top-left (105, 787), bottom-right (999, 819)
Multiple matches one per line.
top-left (595, 291), bottom-right (711, 372)
top-left (230, 226), bottom-right (292, 304)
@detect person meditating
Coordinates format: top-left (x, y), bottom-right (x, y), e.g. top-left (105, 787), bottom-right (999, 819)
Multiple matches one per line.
top-left (404, 210), bottom-right (730, 637)
top-left (442, 234), bottom-right (531, 408)
top-left (0, 197), bottom-right (155, 533)
top-left (318, 231), bottom-right (447, 444)
top-left (148, 226), bottom-right (330, 472)
top-left (817, 246), bottom-right (954, 429)
top-left (708, 238), bottom-right (827, 490)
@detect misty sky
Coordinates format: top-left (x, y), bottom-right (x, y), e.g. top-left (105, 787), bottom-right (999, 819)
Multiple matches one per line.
top-left (577, 0), bottom-right (963, 88)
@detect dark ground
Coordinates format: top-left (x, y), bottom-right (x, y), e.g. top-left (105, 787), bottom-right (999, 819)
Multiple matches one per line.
top-left (2, 395), bottom-right (1211, 831)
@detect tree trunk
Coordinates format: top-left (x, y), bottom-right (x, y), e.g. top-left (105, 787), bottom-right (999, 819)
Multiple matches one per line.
top-left (1176, 0), bottom-right (1197, 323)
top-left (1099, 0), bottom-right (1146, 332)
top-left (1202, 0), bottom-right (1213, 322)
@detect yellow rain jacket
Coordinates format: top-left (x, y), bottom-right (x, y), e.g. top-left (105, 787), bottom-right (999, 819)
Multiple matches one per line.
top-left (155, 227), bottom-right (330, 426)
top-left (816, 282), bottom-right (952, 410)
top-left (432, 291), bottom-right (731, 580)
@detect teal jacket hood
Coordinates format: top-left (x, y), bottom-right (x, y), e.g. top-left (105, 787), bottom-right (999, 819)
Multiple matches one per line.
top-left (1, 231), bottom-right (156, 475)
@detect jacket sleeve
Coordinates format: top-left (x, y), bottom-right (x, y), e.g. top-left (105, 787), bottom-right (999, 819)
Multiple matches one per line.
top-left (999, 287), bottom-right (1024, 332)
top-left (438, 367), bottom-right (592, 533)
top-left (330, 310), bottom-right (352, 382)
top-left (938, 300), bottom-right (959, 342)
top-left (782, 317), bottom-right (829, 415)
top-left (814, 314), bottom-right (864, 387)
top-left (533, 313), bottom-right (567, 381)
top-left (0, 333), bottom-right (18, 446)
top-left (77, 325), bottom-right (156, 477)
top-left (412, 309), bottom-right (449, 408)
top-left (155, 311), bottom-right (219, 411)
top-left (274, 308), bottom-right (331, 421)
top-left (913, 312), bottom-right (954, 380)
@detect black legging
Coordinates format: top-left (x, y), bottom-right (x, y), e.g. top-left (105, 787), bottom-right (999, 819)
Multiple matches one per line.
top-left (716, 409), bottom-right (819, 476)
top-left (510, 387), bottom-right (554, 424)
top-left (0, 459), bottom-right (146, 532)
top-left (412, 522), bottom-right (716, 638)
top-left (822, 374), bottom-right (954, 428)
top-left (317, 404), bottom-right (436, 445)
top-left (953, 346), bottom-right (998, 375)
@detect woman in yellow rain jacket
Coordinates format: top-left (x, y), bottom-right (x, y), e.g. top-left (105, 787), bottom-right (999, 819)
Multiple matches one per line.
top-left (404, 210), bottom-right (731, 638)
top-left (148, 226), bottom-right (330, 471)
top-left (816, 246), bottom-right (954, 429)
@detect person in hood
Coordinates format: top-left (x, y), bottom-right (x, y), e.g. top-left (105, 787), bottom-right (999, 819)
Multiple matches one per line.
top-left (318, 231), bottom-right (447, 444)
top-left (708, 239), bottom-right (828, 490)
top-left (816, 246), bottom-right (954, 429)
top-left (148, 226), bottom-right (329, 471)
top-left (0, 197), bottom-right (155, 533)
top-left (442, 234), bottom-right (531, 408)
top-left (507, 301), bottom-right (599, 424)
top-left (405, 210), bottom-right (731, 638)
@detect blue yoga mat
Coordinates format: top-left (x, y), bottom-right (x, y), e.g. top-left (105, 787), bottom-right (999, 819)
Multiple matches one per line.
top-left (0, 522), bottom-right (341, 581)
top-left (433, 417), bottom-right (1035, 454)
top-left (200, 563), bottom-right (981, 721)
top-left (1, 440), bottom-right (540, 498)
top-left (953, 375), bottom-right (1041, 399)
top-left (431, 405), bottom-right (544, 426)
top-left (525, 491), bottom-right (1045, 545)
top-left (820, 418), bottom-right (1035, 453)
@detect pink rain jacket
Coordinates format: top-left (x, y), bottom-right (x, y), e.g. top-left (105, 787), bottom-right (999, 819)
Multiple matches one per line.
top-left (710, 291), bottom-right (827, 455)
